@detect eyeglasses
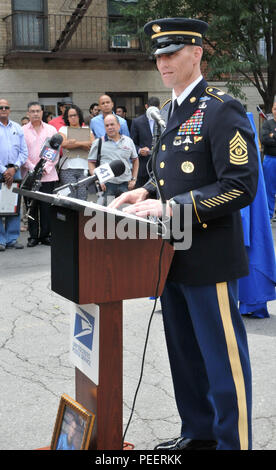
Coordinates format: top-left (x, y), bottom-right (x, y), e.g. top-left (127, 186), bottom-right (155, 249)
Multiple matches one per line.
top-left (0, 106), bottom-right (10, 110)
top-left (68, 113), bottom-right (78, 118)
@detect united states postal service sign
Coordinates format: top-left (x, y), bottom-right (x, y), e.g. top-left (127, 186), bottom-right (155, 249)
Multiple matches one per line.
top-left (70, 304), bottom-right (100, 385)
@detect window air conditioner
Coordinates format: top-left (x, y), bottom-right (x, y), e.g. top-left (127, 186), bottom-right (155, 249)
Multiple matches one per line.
top-left (111, 34), bottom-right (131, 48)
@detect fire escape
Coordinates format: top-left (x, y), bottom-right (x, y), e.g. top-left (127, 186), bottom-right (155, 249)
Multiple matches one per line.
top-left (51, 0), bottom-right (93, 53)
top-left (2, 0), bottom-right (147, 62)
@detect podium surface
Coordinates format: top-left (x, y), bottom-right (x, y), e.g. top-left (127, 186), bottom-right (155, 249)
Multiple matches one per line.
top-left (14, 189), bottom-right (174, 449)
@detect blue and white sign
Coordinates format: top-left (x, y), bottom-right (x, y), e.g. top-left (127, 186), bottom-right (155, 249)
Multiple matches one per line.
top-left (94, 162), bottom-right (115, 184)
top-left (70, 304), bottom-right (100, 385)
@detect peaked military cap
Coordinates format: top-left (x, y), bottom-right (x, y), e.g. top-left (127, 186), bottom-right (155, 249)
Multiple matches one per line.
top-left (144, 17), bottom-right (208, 55)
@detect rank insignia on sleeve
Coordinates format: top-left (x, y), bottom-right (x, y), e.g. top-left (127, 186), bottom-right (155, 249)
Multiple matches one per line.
top-left (229, 131), bottom-right (248, 165)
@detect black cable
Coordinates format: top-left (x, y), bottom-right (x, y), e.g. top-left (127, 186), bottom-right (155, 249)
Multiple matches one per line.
top-left (122, 239), bottom-right (166, 448)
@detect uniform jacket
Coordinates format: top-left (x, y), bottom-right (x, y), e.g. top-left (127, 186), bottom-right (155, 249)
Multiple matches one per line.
top-left (130, 113), bottom-right (153, 181)
top-left (145, 78), bottom-right (258, 285)
top-left (260, 118), bottom-right (276, 156)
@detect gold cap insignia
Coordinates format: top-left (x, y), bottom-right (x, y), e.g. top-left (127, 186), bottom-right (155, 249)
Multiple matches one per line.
top-left (229, 131), bottom-right (248, 165)
top-left (181, 161), bottom-right (194, 173)
top-left (152, 24), bottom-right (161, 33)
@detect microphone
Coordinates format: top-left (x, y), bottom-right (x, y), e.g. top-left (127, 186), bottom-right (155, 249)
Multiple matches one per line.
top-left (20, 133), bottom-right (63, 191)
top-left (53, 159), bottom-right (125, 195)
top-left (256, 105), bottom-right (268, 120)
top-left (48, 133), bottom-right (63, 149)
top-left (146, 106), bottom-right (166, 129)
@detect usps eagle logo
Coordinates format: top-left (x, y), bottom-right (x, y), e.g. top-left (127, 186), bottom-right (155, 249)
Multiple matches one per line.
top-left (74, 307), bottom-right (95, 351)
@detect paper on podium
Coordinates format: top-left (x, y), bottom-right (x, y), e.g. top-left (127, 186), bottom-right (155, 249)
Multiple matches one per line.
top-left (13, 188), bottom-right (162, 238)
top-left (54, 193), bottom-right (161, 238)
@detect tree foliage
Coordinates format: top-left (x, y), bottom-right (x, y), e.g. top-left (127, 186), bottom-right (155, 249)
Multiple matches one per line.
top-left (119, 0), bottom-right (276, 112)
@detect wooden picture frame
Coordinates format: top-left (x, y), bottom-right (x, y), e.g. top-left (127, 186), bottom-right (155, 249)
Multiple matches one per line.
top-left (50, 394), bottom-right (95, 450)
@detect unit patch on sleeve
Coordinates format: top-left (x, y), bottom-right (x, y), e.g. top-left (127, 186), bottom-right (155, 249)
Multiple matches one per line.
top-left (229, 131), bottom-right (248, 165)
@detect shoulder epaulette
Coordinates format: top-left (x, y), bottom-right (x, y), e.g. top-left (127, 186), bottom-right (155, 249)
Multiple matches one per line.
top-left (205, 86), bottom-right (228, 103)
top-left (160, 98), bottom-right (171, 110)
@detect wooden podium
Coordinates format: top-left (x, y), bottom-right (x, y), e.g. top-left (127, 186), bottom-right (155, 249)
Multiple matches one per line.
top-left (15, 189), bottom-right (174, 450)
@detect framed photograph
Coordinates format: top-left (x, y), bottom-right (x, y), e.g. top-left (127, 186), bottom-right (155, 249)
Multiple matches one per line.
top-left (50, 394), bottom-right (95, 450)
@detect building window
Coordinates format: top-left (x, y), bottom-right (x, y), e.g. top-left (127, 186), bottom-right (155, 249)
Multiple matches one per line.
top-left (12, 0), bottom-right (47, 50)
top-left (108, 0), bottom-right (139, 51)
top-left (108, 92), bottom-right (147, 119)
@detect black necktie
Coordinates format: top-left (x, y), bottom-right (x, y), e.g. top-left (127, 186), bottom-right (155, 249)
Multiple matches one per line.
top-left (170, 99), bottom-right (178, 120)
top-left (173, 99), bottom-right (179, 113)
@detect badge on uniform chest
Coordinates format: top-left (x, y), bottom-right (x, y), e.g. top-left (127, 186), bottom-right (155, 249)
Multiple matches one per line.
top-left (173, 107), bottom-right (205, 146)
top-left (177, 109), bottom-right (204, 136)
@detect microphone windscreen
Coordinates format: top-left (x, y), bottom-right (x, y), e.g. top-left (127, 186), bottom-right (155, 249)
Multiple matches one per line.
top-left (109, 159), bottom-right (125, 177)
top-left (146, 106), bottom-right (159, 120)
top-left (49, 133), bottom-right (63, 149)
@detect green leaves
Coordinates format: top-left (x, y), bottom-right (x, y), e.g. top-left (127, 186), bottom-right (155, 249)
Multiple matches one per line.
top-left (118, 0), bottom-right (275, 110)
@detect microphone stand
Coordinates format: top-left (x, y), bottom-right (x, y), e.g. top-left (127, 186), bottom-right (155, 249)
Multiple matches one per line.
top-left (149, 122), bottom-right (169, 234)
top-left (54, 173), bottom-right (98, 195)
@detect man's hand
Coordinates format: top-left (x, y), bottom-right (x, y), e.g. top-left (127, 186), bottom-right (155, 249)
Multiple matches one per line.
top-left (139, 147), bottom-right (150, 156)
top-left (3, 167), bottom-right (16, 189)
top-left (123, 198), bottom-right (172, 218)
top-left (128, 179), bottom-right (136, 190)
top-left (108, 187), bottom-right (148, 210)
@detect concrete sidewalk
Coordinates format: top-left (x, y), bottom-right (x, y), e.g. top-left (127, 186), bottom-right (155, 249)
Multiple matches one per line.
top-left (0, 229), bottom-right (275, 450)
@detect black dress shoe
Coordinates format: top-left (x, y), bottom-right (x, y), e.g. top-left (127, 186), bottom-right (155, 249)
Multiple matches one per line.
top-left (154, 437), bottom-right (217, 451)
top-left (27, 238), bottom-right (39, 247)
top-left (40, 237), bottom-right (51, 246)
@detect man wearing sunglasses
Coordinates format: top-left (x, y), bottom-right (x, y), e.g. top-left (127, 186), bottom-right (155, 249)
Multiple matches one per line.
top-left (0, 99), bottom-right (28, 251)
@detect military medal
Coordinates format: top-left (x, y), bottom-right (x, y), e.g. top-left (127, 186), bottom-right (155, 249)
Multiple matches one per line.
top-left (199, 101), bottom-right (207, 109)
top-left (181, 161), bottom-right (194, 173)
top-left (178, 110), bottom-right (204, 136)
top-left (173, 136), bottom-right (182, 146)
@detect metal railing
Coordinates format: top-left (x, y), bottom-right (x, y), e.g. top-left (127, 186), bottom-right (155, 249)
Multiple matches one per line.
top-left (3, 13), bottom-right (145, 55)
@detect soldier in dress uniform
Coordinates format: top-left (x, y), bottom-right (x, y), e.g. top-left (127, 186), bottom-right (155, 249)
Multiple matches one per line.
top-left (109, 18), bottom-right (258, 450)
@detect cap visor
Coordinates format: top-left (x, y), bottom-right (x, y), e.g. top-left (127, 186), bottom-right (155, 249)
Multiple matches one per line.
top-left (154, 43), bottom-right (186, 56)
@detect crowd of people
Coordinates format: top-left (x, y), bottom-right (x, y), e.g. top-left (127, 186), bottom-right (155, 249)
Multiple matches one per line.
top-left (0, 93), bottom-right (161, 250)
top-left (1, 91), bottom-right (275, 253)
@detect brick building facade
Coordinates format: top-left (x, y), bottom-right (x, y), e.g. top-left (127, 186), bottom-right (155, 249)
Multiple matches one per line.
top-left (0, 0), bottom-right (263, 127)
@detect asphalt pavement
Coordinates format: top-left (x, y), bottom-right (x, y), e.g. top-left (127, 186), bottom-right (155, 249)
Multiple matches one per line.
top-left (0, 227), bottom-right (275, 451)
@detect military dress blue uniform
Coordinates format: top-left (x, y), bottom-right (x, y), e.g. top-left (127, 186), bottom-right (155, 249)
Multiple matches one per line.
top-left (144, 18), bottom-right (259, 450)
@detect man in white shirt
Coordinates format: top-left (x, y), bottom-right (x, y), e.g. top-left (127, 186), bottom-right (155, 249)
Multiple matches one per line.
top-left (88, 114), bottom-right (138, 205)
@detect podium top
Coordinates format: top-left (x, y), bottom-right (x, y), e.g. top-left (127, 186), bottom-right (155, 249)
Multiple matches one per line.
top-left (14, 187), bottom-right (161, 234)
